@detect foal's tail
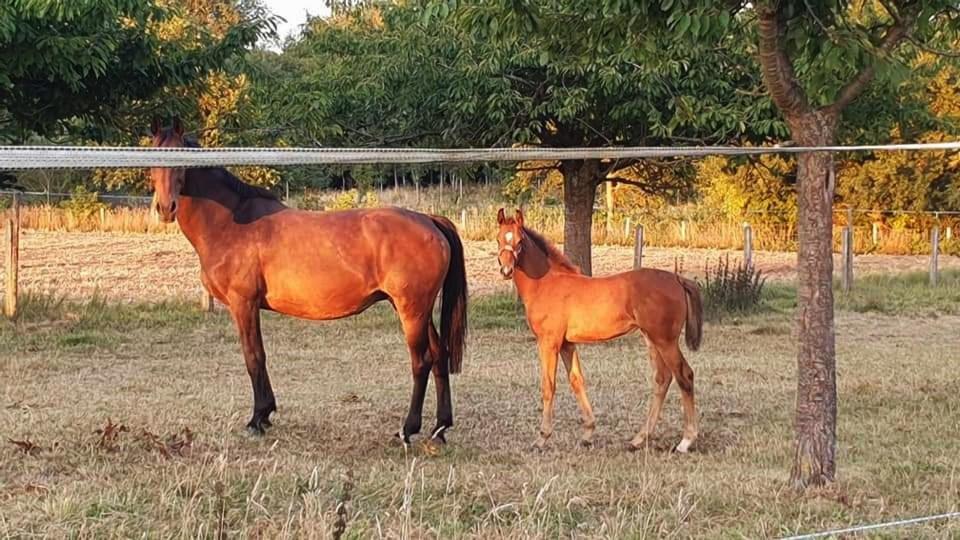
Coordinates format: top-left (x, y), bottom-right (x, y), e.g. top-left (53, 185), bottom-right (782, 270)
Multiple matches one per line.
top-left (431, 216), bottom-right (468, 374)
top-left (679, 277), bottom-right (703, 351)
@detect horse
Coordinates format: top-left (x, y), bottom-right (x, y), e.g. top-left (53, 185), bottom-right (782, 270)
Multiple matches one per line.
top-left (147, 117), bottom-right (467, 445)
top-left (495, 208), bottom-right (703, 452)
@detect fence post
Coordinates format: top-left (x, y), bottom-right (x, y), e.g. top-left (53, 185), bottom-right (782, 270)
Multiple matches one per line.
top-left (605, 181), bottom-right (614, 236)
top-left (460, 209), bottom-right (467, 231)
top-left (947, 226), bottom-right (953, 241)
top-left (4, 193), bottom-right (20, 319)
top-left (930, 226), bottom-right (940, 286)
top-left (841, 226), bottom-right (854, 292)
top-left (743, 222), bottom-right (753, 272)
top-left (679, 220), bottom-right (687, 243)
top-left (633, 224), bottom-right (644, 270)
top-left (624, 217), bottom-right (631, 242)
top-left (872, 222), bottom-right (880, 245)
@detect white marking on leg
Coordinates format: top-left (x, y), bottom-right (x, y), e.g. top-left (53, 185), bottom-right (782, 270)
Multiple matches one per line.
top-left (676, 438), bottom-right (692, 453)
top-left (431, 426), bottom-right (446, 439)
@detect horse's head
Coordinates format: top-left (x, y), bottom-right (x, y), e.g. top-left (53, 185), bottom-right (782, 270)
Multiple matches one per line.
top-left (496, 208), bottom-right (525, 278)
top-left (149, 116), bottom-right (186, 223)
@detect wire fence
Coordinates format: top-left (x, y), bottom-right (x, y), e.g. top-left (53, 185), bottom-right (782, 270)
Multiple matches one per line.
top-left (1, 140), bottom-right (960, 170)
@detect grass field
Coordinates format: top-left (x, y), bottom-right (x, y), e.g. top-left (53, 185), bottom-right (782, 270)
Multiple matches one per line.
top-left (1, 274), bottom-right (959, 538)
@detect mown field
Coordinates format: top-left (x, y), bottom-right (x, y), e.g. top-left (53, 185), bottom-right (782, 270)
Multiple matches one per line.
top-left (1, 271), bottom-right (959, 538)
top-left (3, 230), bottom-right (960, 303)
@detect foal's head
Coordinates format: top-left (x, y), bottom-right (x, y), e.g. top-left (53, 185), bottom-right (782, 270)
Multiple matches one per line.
top-left (149, 116), bottom-right (187, 223)
top-left (496, 208), bottom-right (525, 278)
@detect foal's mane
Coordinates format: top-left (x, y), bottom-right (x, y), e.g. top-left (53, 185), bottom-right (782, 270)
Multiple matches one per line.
top-left (157, 127), bottom-right (279, 202)
top-left (523, 226), bottom-right (582, 274)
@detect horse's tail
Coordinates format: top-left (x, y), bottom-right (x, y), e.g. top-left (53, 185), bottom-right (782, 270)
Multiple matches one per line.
top-left (431, 216), bottom-right (468, 374)
top-left (679, 277), bottom-right (703, 351)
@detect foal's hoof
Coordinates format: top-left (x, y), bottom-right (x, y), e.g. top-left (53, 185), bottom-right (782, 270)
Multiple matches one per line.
top-left (673, 439), bottom-right (694, 454)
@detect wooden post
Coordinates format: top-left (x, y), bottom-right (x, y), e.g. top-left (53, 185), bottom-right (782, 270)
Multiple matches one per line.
top-left (930, 226), bottom-right (940, 286)
top-left (947, 226), bottom-right (953, 241)
top-left (201, 289), bottom-right (214, 312)
top-left (633, 225), bottom-right (644, 270)
top-left (841, 226), bottom-right (854, 292)
top-left (99, 206), bottom-right (106, 227)
top-left (605, 181), bottom-right (614, 236)
top-left (743, 222), bottom-right (753, 272)
top-left (872, 222), bottom-right (880, 245)
top-left (4, 193), bottom-right (20, 319)
top-left (624, 217), bottom-right (632, 241)
top-left (460, 209), bottom-right (467, 231)
top-left (679, 220), bottom-right (687, 243)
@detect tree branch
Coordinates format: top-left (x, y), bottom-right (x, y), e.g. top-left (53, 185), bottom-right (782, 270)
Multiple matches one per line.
top-left (826, 22), bottom-right (907, 114)
top-left (756, 2), bottom-right (810, 118)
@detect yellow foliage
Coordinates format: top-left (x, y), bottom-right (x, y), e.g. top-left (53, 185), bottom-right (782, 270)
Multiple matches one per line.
top-left (697, 154), bottom-right (797, 221)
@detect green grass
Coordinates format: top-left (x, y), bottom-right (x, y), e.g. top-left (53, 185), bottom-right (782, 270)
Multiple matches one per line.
top-left (0, 291), bottom-right (958, 538)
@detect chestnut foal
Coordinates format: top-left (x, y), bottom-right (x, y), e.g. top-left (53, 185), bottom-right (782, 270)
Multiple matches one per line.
top-left (496, 209), bottom-right (703, 452)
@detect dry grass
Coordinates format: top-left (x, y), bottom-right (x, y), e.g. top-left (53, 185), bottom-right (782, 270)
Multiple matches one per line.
top-left (3, 230), bottom-right (960, 303)
top-left (0, 294), bottom-right (959, 538)
top-left (11, 196), bottom-right (960, 256)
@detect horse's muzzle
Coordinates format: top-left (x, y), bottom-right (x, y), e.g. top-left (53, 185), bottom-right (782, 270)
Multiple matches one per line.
top-left (500, 265), bottom-right (514, 279)
top-left (155, 200), bottom-right (178, 223)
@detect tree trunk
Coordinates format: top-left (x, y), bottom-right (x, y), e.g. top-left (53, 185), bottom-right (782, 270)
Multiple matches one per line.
top-left (560, 160), bottom-right (599, 275)
top-left (789, 110), bottom-right (839, 488)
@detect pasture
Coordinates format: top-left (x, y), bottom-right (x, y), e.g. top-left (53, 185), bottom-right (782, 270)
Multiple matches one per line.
top-left (1, 266), bottom-right (959, 538)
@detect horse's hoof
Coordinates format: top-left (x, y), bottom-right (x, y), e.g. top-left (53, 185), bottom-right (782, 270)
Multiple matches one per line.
top-left (395, 429), bottom-right (412, 448)
top-left (580, 439), bottom-right (593, 448)
top-left (246, 424), bottom-right (265, 437)
top-left (674, 439), bottom-right (693, 454)
top-left (430, 427), bottom-right (448, 444)
top-left (625, 441), bottom-right (643, 452)
top-left (260, 417), bottom-right (273, 429)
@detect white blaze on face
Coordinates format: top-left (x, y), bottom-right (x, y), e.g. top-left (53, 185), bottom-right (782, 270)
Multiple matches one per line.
top-left (505, 232), bottom-right (513, 243)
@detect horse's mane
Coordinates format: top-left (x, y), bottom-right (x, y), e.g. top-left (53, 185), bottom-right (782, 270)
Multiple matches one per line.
top-left (159, 128), bottom-right (279, 202)
top-left (523, 226), bottom-right (582, 274)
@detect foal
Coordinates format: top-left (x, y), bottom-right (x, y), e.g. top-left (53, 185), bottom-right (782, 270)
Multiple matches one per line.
top-left (496, 209), bottom-right (703, 452)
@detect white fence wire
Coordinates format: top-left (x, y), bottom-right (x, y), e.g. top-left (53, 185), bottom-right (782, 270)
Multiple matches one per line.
top-left (1, 140), bottom-right (960, 169)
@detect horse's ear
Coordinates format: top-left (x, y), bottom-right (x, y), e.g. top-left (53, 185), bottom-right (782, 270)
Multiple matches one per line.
top-left (172, 116), bottom-right (184, 136)
top-left (515, 208), bottom-right (524, 227)
top-left (497, 208), bottom-right (506, 224)
top-left (150, 115), bottom-right (162, 136)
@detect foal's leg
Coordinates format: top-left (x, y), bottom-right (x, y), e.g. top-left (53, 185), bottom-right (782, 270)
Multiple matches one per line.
top-left (534, 339), bottom-right (561, 450)
top-left (629, 335), bottom-right (672, 450)
top-left (427, 320), bottom-right (453, 443)
top-left (559, 342), bottom-right (596, 446)
top-left (660, 342), bottom-right (698, 453)
top-left (228, 299), bottom-right (276, 436)
top-left (397, 311), bottom-right (432, 445)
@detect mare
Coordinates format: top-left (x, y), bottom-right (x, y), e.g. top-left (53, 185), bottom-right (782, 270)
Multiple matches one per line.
top-left (148, 118), bottom-right (467, 444)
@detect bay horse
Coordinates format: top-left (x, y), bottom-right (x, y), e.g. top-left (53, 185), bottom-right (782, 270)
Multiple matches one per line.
top-left (148, 118), bottom-right (467, 445)
top-left (496, 208), bottom-right (703, 452)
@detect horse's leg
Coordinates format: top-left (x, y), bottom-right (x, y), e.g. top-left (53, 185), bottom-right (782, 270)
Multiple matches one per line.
top-left (533, 339), bottom-right (561, 450)
top-left (427, 320), bottom-right (453, 443)
top-left (629, 335), bottom-right (672, 450)
top-left (228, 299), bottom-right (276, 435)
top-left (660, 342), bottom-right (698, 453)
top-left (559, 342), bottom-right (596, 446)
top-left (397, 311), bottom-right (432, 445)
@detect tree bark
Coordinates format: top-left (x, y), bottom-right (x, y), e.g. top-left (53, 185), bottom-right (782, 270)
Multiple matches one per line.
top-left (789, 110), bottom-right (839, 488)
top-left (560, 159), bottom-right (599, 275)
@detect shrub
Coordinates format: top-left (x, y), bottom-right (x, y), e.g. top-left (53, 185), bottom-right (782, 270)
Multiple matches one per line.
top-left (701, 254), bottom-right (766, 320)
